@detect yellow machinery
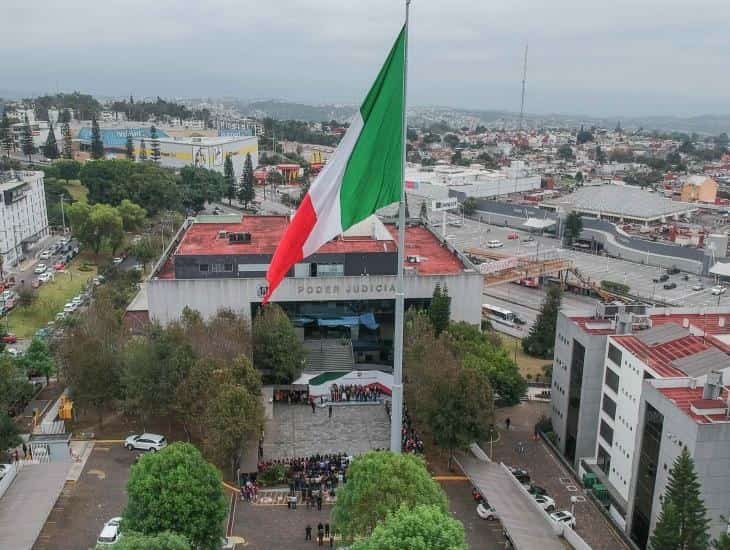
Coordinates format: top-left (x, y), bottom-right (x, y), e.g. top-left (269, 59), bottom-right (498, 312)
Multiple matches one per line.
top-left (58, 395), bottom-right (74, 420)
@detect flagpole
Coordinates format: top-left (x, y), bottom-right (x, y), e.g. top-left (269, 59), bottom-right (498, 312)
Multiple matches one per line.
top-left (390, 0), bottom-right (410, 454)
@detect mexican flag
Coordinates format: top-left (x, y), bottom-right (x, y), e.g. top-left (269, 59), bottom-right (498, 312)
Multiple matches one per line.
top-left (263, 26), bottom-right (406, 303)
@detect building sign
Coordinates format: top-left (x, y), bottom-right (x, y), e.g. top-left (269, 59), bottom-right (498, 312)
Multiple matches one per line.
top-left (432, 197), bottom-right (458, 211)
top-left (297, 282), bottom-right (397, 297)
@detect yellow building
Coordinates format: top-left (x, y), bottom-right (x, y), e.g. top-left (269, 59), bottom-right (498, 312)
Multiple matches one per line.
top-left (680, 175), bottom-right (718, 203)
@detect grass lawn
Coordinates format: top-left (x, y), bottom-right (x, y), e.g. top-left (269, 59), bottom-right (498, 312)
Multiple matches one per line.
top-left (7, 261), bottom-right (97, 339)
top-left (65, 180), bottom-right (88, 203)
top-left (498, 333), bottom-right (552, 381)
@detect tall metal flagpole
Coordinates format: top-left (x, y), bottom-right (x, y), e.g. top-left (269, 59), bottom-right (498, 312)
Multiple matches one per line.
top-left (390, 0), bottom-right (410, 453)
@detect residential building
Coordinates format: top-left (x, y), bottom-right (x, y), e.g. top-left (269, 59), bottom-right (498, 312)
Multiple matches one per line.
top-left (680, 175), bottom-right (718, 203)
top-left (0, 171), bottom-right (49, 268)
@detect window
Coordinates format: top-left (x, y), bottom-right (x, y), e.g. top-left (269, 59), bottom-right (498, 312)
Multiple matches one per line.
top-left (605, 367), bottom-right (620, 393)
top-left (199, 264), bottom-right (209, 272)
top-left (211, 263), bottom-right (234, 273)
top-left (600, 419), bottom-right (614, 446)
top-left (602, 394), bottom-right (617, 420)
top-left (315, 263), bottom-right (344, 277)
top-left (597, 445), bottom-right (612, 475)
top-left (608, 343), bottom-right (622, 366)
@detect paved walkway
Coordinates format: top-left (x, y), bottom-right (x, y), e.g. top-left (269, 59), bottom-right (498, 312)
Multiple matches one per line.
top-left (262, 403), bottom-right (390, 459)
top-left (0, 462), bottom-right (71, 550)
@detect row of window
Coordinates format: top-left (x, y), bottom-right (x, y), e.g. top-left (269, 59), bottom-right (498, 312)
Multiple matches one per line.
top-left (199, 263), bottom-right (234, 273)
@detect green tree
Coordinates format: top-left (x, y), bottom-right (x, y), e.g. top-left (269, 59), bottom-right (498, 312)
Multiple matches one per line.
top-left (595, 145), bottom-right (607, 163)
top-left (90, 115), bottom-right (104, 159)
top-left (237, 153), bottom-right (255, 208)
top-left (715, 533), bottom-right (730, 550)
top-left (563, 211), bottom-right (583, 245)
top-left (429, 283), bottom-right (451, 336)
top-left (522, 285), bottom-right (562, 358)
top-left (649, 447), bottom-right (711, 550)
top-left (150, 125), bottom-right (160, 163)
top-left (332, 451), bottom-right (448, 541)
top-left (106, 531), bottom-right (191, 550)
top-left (462, 197), bottom-right (477, 217)
top-left (351, 504), bottom-right (468, 550)
top-left (252, 304), bottom-right (304, 384)
top-left (0, 112), bottom-right (12, 157)
top-left (0, 412), bottom-right (21, 455)
top-left (21, 114), bottom-right (35, 162)
top-left (557, 143), bottom-right (573, 161)
top-left (125, 134), bottom-right (135, 160)
top-left (56, 159), bottom-right (81, 182)
top-left (0, 355), bottom-right (33, 414)
top-left (203, 361), bottom-right (265, 478)
top-left (223, 154), bottom-right (235, 205)
top-left (43, 121), bottom-right (60, 159)
top-left (117, 199), bottom-right (146, 231)
top-left (575, 171), bottom-right (584, 185)
top-left (130, 237), bottom-right (157, 270)
top-left (138, 138), bottom-right (148, 161)
top-left (21, 337), bottom-right (55, 383)
top-left (178, 166), bottom-right (225, 212)
top-left (124, 442), bottom-right (227, 550)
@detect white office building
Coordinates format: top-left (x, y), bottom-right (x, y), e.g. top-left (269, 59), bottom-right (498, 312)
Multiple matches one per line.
top-left (0, 171), bottom-right (49, 268)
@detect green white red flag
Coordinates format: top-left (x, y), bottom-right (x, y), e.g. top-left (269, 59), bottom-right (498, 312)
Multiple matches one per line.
top-left (263, 26), bottom-right (406, 303)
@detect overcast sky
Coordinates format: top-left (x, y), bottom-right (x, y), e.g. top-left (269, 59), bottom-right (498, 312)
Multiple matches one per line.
top-left (2, 0), bottom-right (728, 117)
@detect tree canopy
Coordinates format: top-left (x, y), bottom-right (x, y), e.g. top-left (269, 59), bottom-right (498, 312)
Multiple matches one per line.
top-left (331, 451), bottom-right (448, 541)
top-left (428, 283), bottom-right (451, 336)
top-left (124, 442), bottom-right (227, 550)
top-left (522, 285), bottom-right (562, 359)
top-left (252, 304), bottom-right (304, 384)
top-left (105, 531), bottom-right (191, 550)
top-left (90, 116), bottom-right (105, 159)
top-left (178, 165), bottom-right (225, 212)
top-left (351, 504), bottom-right (467, 550)
top-left (237, 152), bottom-right (255, 208)
top-left (563, 211), bottom-right (583, 245)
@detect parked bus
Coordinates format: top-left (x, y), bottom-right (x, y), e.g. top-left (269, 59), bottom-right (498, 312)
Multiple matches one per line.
top-left (482, 303), bottom-right (516, 327)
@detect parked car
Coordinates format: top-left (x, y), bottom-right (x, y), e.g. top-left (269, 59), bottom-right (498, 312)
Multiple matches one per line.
top-left (667, 266), bottom-right (680, 275)
top-left (476, 502), bottom-right (498, 520)
top-left (533, 494), bottom-right (556, 512)
top-left (513, 315), bottom-right (526, 326)
top-left (653, 274), bottom-right (669, 283)
top-left (39, 250), bottom-right (52, 260)
top-left (663, 282), bottom-right (677, 290)
top-left (5, 348), bottom-right (21, 357)
top-left (522, 235), bottom-right (535, 243)
top-left (97, 517), bottom-right (123, 545)
top-left (712, 285), bottom-right (727, 296)
top-left (53, 261), bottom-right (65, 271)
top-left (507, 466), bottom-right (531, 485)
top-left (692, 283), bottom-right (705, 291)
top-left (527, 483), bottom-right (548, 496)
top-left (507, 232), bottom-right (519, 240)
top-left (112, 257), bottom-right (123, 265)
top-left (1, 333), bottom-right (17, 344)
top-left (550, 510), bottom-right (576, 528)
top-left (33, 264), bottom-right (47, 274)
top-left (63, 302), bottom-right (78, 313)
top-left (71, 296), bottom-right (83, 306)
top-left (124, 433), bottom-right (167, 452)
top-left (56, 312), bottom-right (68, 321)
top-left (39, 272), bottom-right (53, 283)
top-left (487, 240), bottom-right (504, 248)
top-left (0, 464), bottom-right (12, 480)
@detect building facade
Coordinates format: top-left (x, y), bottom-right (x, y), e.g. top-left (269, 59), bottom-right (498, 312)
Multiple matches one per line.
top-left (137, 214), bottom-right (482, 370)
top-left (0, 171), bottom-right (49, 268)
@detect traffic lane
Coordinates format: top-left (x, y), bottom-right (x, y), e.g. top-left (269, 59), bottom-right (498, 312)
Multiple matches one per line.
top-left (33, 444), bottom-right (135, 550)
top-left (485, 283), bottom-right (597, 315)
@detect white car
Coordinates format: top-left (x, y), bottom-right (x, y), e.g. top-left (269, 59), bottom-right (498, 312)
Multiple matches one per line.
top-left (1, 290), bottom-right (13, 302)
top-left (56, 312), bottom-right (68, 321)
top-left (39, 250), bottom-right (52, 260)
top-left (38, 272), bottom-right (53, 283)
top-left (692, 283), bottom-right (704, 291)
top-left (476, 502), bottom-right (498, 520)
top-left (0, 464), bottom-right (12, 479)
top-left (533, 494), bottom-right (556, 512)
top-left (112, 257), bottom-right (123, 265)
top-left (550, 510), bottom-right (576, 528)
top-left (124, 433), bottom-right (167, 452)
top-left (5, 348), bottom-right (20, 357)
top-left (33, 264), bottom-right (47, 274)
top-left (711, 285), bottom-right (727, 296)
top-left (97, 517), bottom-right (123, 545)
top-left (487, 240), bottom-right (504, 248)
top-left (63, 302), bottom-right (78, 314)
top-left (71, 296), bottom-right (83, 306)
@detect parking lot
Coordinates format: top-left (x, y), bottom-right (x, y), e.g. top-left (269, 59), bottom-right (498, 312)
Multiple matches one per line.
top-left (440, 216), bottom-right (724, 307)
top-left (33, 443), bottom-right (135, 550)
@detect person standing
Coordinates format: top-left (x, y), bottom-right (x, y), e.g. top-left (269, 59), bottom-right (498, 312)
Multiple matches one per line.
top-left (311, 399), bottom-right (316, 414)
top-left (324, 523), bottom-right (330, 538)
top-left (317, 494), bottom-right (323, 511)
top-left (328, 405), bottom-right (333, 419)
top-left (305, 525), bottom-right (312, 541)
top-left (505, 417), bottom-right (511, 430)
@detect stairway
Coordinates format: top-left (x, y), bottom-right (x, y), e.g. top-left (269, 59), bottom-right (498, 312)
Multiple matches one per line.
top-left (303, 339), bottom-right (354, 373)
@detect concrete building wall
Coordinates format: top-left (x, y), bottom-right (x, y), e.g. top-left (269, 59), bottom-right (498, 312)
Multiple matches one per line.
top-left (551, 311), bottom-right (608, 469)
top-left (147, 271), bottom-right (483, 327)
top-left (0, 171), bottom-right (49, 267)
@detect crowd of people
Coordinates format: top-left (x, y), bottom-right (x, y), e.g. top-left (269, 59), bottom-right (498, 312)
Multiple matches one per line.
top-left (385, 402), bottom-right (424, 454)
top-left (328, 383), bottom-right (383, 403)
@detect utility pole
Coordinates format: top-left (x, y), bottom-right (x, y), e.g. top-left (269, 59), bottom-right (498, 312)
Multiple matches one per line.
top-left (59, 195), bottom-right (66, 234)
top-left (519, 43), bottom-right (528, 131)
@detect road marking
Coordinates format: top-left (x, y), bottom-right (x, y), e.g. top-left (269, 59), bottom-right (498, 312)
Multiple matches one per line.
top-left (94, 439), bottom-right (125, 443)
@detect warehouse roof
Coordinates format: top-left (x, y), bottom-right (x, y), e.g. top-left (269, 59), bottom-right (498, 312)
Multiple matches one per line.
top-left (541, 185), bottom-right (697, 220)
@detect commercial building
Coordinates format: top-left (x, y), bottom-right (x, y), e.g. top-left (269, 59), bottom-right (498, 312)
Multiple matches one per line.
top-left (680, 175), bottom-right (718, 204)
top-left (135, 214), bottom-right (481, 371)
top-left (132, 135), bottom-right (258, 178)
top-left (541, 185), bottom-right (698, 224)
top-left (76, 126), bottom-right (170, 156)
top-left (551, 306), bottom-right (730, 547)
top-left (0, 171), bottom-right (49, 268)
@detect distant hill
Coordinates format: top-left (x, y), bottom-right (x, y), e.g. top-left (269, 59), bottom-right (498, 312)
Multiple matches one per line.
top-left (236, 100), bottom-right (357, 123)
